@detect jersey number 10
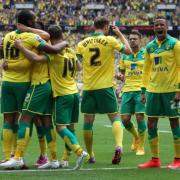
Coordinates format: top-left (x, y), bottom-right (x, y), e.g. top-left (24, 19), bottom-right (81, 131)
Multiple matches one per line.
top-left (5, 41), bottom-right (20, 59)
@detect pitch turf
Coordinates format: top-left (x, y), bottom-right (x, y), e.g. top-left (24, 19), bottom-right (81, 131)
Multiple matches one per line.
top-left (0, 114), bottom-right (179, 180)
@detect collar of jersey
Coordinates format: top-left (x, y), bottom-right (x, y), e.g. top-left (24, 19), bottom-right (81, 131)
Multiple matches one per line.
top-left (90, 32), bottom-right (104, 36)
top-left (15, 29), bottom-right (22, 34)
top-left (155, 34), bottom-right (170, 45)
top-left (132, 48), bottom-right (144, 56)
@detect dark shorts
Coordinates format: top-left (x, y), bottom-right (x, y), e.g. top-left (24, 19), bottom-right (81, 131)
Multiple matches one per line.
top-left (22, 81), bottom-right (52, 116)
top-left (120, 91), bottom-right (145, 115)
top-left (81, 87), bottom-right (118, 114)
top-left (1, 81), bottom-right (30, 113)
top-left (146, 92), bottom-right (180, 117)
top-left (54, 93), bottom-right (79, 125)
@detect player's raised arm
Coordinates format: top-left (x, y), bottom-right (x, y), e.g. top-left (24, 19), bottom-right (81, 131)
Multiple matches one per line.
top-left (41, 40), bottom-right (68, 54)
top-left (111, 25), bottom-right (132, 54)
top-left (14, 39), bottom-right (48, 62)
top-left (17, 23), bottom-right (50, 41)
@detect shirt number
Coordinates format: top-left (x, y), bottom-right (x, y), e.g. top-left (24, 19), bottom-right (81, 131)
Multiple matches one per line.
top-left (89, 48), bottom-right (101, 66)
top-left (62, 58), bottom-right (76, 77)
top-left (5, 41), bottom-right (19, 59)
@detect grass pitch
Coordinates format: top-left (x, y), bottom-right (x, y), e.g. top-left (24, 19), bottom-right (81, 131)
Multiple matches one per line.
top-left (0, 114), bottom-right (179, 180)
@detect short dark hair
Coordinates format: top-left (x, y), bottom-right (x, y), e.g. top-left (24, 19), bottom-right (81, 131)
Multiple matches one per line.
top-left (48, 25), bottom-right (63, 40)
top-left (154, 16), bottom-right (167, 22)
top-left (94, 16), bottom-right (109, 29)
top-left (17, 10), bottom-right (35, 26)
top-left (130, 30), bottom-right (142, 39)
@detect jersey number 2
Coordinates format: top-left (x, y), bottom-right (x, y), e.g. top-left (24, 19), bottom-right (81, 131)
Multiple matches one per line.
top-left (89, 48), bottom-right (101, 66)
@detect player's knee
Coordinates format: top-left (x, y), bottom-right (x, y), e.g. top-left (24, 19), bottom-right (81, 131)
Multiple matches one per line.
top-left (122, 120), bottom-right (133, 129)
top-left (136, 113), bottom-right (144, 121)
top-left (17, 124), bottom-right (30, 140)
top-left (4, 113), bottom-right (16, 124)
top-left (148, 128), bottom-right (158, 140)
top-left (137, 120), bottom-right (146, 133)
top-left (171, 126), bottom-right (180, 139)
top-left (83, 122), bottom-right (93, 130)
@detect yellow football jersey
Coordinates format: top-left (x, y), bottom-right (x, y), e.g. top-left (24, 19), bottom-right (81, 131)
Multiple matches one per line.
top-left (3, 30), bottom-right (46, 82)
top-left (76, 32), bottom-right (124, 90)
top-left (120, 48), bottom-right (145, 92)
top-left (142, 35), bottom-right (180, 93)
top-left (48, 48), bottom-right (78, 97)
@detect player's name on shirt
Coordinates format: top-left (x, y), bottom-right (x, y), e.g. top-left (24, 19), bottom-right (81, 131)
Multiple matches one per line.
top-left (82, 38), bottom-right (108, 47)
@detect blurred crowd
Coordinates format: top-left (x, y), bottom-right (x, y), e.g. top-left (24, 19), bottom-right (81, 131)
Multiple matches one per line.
top-left (0, 0), bottom-right (179, 26)
top-left (0, 0), bottom-right (175, 96)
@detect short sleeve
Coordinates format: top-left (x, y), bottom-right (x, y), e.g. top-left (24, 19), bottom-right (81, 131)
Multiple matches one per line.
top-left (76, 42), bottom-right (83, 57)
top-left (28, 33), bottom-right (47, 49)
top-left (108, 36), bottom-right (124, 52)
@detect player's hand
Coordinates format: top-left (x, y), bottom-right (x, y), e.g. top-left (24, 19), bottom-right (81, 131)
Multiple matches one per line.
top-left (63, 40), bottom-right (69, 47)
top-left (16, 23), bottom-right (30, 32)
top-left (14, 40), bottom-right (23, 49)
top-left (111, 25), bottom-right (121, 36)
top-left (115, 73), bottom-right (125, 81)
top-left (173, 92), bottom-right (180, 102)
top-left (1, 61), bottom-right (8, 70)
top-left (141, 94), bottom-right (146, 104)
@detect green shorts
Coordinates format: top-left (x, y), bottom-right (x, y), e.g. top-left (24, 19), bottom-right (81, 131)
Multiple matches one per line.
top-left (54, 93), bottom-right (79, 125)
top-left (120, 91), bottom-right (145, 115)
top-left (81, 87), bottom-right (118, 114)
top-left (146, 92), bottom-right (180, 117)
top-left (22, 81), bottom-right (52, 116)
top-left (1, 81), bottom-right (30, 113)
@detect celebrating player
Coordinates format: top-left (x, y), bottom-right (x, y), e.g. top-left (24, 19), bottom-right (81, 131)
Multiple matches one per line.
top-left (0, 10), bottom-right (67, 169)
top-left (76, 16), bottom-right (132, 164)
top-left (138, 17), bottom-right (180, 169)
top-left (10, 25), bottom-right (89, 170)
top-left (117, 30), bottom-right (146, 155)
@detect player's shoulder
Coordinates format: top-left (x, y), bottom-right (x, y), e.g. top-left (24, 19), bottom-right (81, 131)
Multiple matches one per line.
top-left (145, 39), bottom-right (156, 53)
top-left (167, 34), bottom-right (178, 43)
top-left (4, 31), bottom-right (16, 39)
top-left (65, 47), bottom-right (76, 57)
top-left (106, 35), bottom-right (117, 42)
top-left (121, 53), bottom-right (129, 60)
top-left (78, 36), bottom-right (91, 46)
top-left (20, 32), bottom-right (39, 39)
top-left (139, 47), bottom-right (145, 54)
top-left (166, 35), bottom-right (180, 50)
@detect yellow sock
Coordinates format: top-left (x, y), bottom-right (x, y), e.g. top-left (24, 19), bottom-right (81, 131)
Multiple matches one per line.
top-left (61, 149), bottom-right (71, 161)
top-left (128, 125), bottom-right (139, 140)
top-left (39, 137), bottom-right (47, 156)
top-left (112, 121), bottom-right (123, 148)
top-left (64, 136), bottom-right (83, 156)
top-left (138, 131), bottom-right (146, 149)
top-left (149, 136), bottom-right (159, 158)
top-left (15, 126), bottom-right (30, 159)
top-left (2, 129), bottom-right (14, 160)
top-left (84, 130), bottom-right (94, 157)
top-left (47, 141), bottom-right (57, 160)
top-left (174, 138), bottom-right (180, 158)
top-left (11, 133), bottom-right (17, 156)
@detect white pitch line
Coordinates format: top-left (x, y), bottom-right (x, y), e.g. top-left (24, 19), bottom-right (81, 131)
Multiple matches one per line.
top-left (104, 125), bottom-right (171, 133)
top-left (0, 166), bottom-right (167, 173)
